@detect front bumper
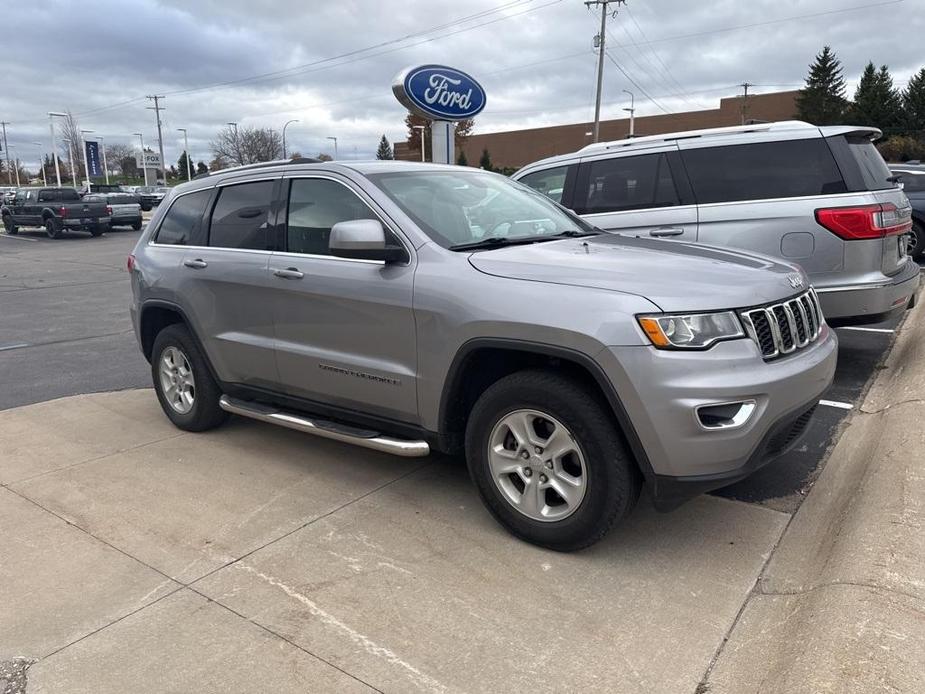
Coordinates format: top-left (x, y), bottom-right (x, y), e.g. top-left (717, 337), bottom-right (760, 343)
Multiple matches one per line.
top-left (597, 327), bottom-right (838, 506)
top-left (816, 260), bottom-right (920, 326)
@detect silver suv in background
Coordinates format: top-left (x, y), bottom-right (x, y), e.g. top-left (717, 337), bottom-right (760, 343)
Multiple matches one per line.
top-left (514, 121), bottom-right (918, 326)
top-left (129, 160), bottom-right (837, 550)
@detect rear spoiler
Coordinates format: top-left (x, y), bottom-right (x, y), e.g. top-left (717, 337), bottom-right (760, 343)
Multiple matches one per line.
top-left (818, 125), bottom-right (882, 141)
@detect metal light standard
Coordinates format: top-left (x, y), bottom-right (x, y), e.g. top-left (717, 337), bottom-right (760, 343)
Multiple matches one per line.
top-left (622, 89), bottom-right (635, 138)
top-left (80, 129), bottom-right (94, 193)
top-left (95, 135), bottom-right (109, 184)
top-left (62, 138), bottom-right (77, 186)
top-left (7, 147), bottom-right (20, 186)
top-left (282, 119), bottom-right (298, 159)
top-left (326, 136), bottom-right (338, 159)
top-left (134, 132), bottom-right (147, 186)
top-left (177, 128), bottom-right (191, 180)
top-left (227, 122), bottom-right (239, 164)
top-left (412, 125), bottom-right (426, 162)
top-left (33, 142), bottom-right (46, 186)
top-left (48, 111), bottom-right (67, 187)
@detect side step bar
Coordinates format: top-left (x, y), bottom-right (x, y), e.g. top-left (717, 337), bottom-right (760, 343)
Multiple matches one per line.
top-left (218, 396), bottom-right (430, 457)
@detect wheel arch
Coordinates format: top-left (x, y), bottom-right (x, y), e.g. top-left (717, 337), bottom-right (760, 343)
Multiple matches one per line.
top-left (438, 338), bottom-right (654, 481)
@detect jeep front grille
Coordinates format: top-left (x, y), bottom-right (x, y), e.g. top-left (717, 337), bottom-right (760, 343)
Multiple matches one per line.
top-left (740, 289), bottom-right (824, 359)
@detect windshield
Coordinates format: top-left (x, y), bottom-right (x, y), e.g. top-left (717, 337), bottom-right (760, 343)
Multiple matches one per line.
top-left (369, 170), bottom-right (597, 250)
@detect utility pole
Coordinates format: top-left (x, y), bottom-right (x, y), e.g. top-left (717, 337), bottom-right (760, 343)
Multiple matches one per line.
top-left (740, 82), bottom-right (752, 124)
top-left (585, 0), bottom-right (624, 143)
top-left (146, 95), bottom-right (167, 184)
top-left (0, 122), bottom-right (11, 185)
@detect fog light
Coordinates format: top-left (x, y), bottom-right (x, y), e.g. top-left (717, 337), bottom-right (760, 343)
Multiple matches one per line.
top-left (696, 400), bottom-right (757, 430)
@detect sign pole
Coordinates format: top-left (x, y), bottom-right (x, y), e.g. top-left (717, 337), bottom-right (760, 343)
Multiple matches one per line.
top-left (430, 121), bottom-right (455, 165)
top-left (81, 133), bottom-right (91, 193)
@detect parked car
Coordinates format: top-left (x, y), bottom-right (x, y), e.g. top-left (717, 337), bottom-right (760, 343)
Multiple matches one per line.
top-left (137, 185), bottom-right (170, 211)
top-left (84, 192), bottom-right (142, 230)
top-left (0, 187), bottom-right (16, 206)
top-left (889, 164), bottom-right (925, 259)
top-left (514, 121), bottom-right (918, 326)
top-left (2, 186), bottom-right (110, 238)
top-left (129, 160), bottom-right (837, 550)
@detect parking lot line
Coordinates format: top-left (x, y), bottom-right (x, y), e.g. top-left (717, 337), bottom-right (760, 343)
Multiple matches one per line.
top-left (0, 234), bottom-right (37, 242)
top-left (836, 326), bottom-right (895, 334)
top-left (0, 343), bottom-right (30, 352)
top-left (818, 399), bottom-right (854, 410)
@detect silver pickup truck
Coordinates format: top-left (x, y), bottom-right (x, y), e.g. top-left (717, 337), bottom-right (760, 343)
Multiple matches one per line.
top-left (85, 192), bottom-right (143, 230)
top-left (129, 160), bottom-right (838, 550)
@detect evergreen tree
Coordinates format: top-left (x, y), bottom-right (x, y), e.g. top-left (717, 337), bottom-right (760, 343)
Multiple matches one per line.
top-left (196, 161), bottom-right (209, 175)
top-left (177, 151), bottom-right (194, 180)
top-left (479, 148), bottom-right (492, 171)
top-left (795, 46), bottom-right (847, 125)
top-left (851, 62), bottom-right (903, 128)
top-left (457, 150), bottom-right (468, 166)
top-left (376, 135), bottom-right (393, 160)
top-left (903, 67), bottom-right (925, 130)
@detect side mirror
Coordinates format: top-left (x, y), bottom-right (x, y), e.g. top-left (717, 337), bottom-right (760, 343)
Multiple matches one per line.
top-left (329, 219), bottom-right (407, 263)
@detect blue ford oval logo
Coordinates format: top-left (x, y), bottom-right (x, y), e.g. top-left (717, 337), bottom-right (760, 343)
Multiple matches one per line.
top-left (393, 65), bottom-right (486, 121)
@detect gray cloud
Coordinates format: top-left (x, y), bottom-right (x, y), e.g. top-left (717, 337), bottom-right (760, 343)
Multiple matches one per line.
top-left (2, 0), bottom-right (923, 169)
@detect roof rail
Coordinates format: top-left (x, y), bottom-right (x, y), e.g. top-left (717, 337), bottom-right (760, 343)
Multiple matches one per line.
top-left (578, 120), bottom-right (816, 153)
top-left (195, 157), bottom-right (322, 179)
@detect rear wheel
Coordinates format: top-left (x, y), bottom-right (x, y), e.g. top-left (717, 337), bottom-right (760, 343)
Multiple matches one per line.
top-left (44, 218), bottom-right (62, 239)
top-left (907, 221), bottom-right (925, 260)
top-left (132, 220), bottom-right (142, 231)
top-left (465, 369), bottom-right (641, 551)
top-left (151, 324), bottom-right (229, 432)
top-left (89, 225), bottom-right (104, 237)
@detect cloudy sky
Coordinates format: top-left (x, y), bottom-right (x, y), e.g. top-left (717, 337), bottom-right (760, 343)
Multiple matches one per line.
top-left (2, 0), bottom-right (924, 169)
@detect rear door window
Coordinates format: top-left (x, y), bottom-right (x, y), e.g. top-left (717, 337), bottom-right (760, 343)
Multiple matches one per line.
top-left (208, 181), bottom-right (274, 250)
top-left (154, 190), bottom-right (211, 245)
top-left (575, 153), bottom-right (680, 214)
top-left (518, 165), bottom-right (571, 204)
top-left (59, 189), bottom-right (80, 201)
top-left (681, 139), bottom-right (847, 204)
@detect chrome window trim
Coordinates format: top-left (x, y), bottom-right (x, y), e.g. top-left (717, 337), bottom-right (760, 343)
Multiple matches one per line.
top-left (581, 203), bottom-right (697, 219)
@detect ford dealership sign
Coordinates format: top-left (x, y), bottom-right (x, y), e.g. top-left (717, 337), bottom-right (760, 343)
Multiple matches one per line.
top-left (393, 65), bottom-right (486, 121)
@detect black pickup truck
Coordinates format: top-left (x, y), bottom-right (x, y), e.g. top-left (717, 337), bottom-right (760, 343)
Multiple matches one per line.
top-left (1, 187), bottom-right (111, 239)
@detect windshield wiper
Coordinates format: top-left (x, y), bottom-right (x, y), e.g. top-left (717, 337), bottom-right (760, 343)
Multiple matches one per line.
top-left (549, 230), bottom-right (599, 238)
top-left (450, 236), bottom-right (535, 251)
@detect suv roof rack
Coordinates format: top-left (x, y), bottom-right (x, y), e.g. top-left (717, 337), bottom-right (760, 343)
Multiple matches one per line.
top-left (578, 120), bottom-right (816, 154)
top-left (194, 157), bottom-right (322, 179)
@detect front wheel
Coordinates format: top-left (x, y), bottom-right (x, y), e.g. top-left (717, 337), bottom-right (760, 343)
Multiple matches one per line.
top-left (2, 216), bottom-right (17, 234)
top-left (151, 324), bottom-right (229, 432)
top-left (465, 370), bottom-right (641, 551)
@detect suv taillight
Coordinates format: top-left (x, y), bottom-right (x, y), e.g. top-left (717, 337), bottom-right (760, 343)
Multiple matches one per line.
top-left (815, 203), bottom-right (912, 240)
top-left (106, 204), bottom-right (113, 216)
top-left (127, 254), bottom-right (135, 272)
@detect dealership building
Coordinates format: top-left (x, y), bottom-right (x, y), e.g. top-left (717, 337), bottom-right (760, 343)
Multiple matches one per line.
top-left (395, 89), bottom-right (799, 169)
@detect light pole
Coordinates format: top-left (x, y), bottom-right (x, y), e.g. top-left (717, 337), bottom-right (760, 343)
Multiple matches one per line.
top-left (177, 128), bottom-right (191, 180)
top-left (97, 136), bottom-right (109, 184)
top-left (33, 142), bottom-right (46, 186)
top-left (326, 136), bottom-right (338, 159)
top-left (134, 132), bottom-right (147, 186)
top-left (622, 89), bottom-right (635, 138)
top-left (412, 125), bottom-right (426, 162)
top-left (80, 129), bottom-right (94, 193)
top-left (48, 111), bottom-right (67, 187)
top-left (62, 138), bottom-right (77, 187)
top-left (0, 122), bottom-right (10, 185)
top-left (7, 148), bottom-right (20, 187)
top-left (227, 122), bottom-right (239, 164)
top-left (282, 119), bottom-right (298, 159)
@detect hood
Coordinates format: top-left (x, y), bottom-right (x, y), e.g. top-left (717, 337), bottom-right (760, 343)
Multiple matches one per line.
top-left (467, 233), bottom-right (807, 312)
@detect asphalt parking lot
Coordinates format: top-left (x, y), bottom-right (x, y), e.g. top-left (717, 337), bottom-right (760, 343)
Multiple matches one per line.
top-left (0, 219), bottom-right (916, 515)
top-left (1, 219), bottom-right (922, 692)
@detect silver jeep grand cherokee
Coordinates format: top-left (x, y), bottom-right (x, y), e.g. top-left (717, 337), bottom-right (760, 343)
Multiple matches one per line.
top-left (129, 160), bottom-right (837, 550)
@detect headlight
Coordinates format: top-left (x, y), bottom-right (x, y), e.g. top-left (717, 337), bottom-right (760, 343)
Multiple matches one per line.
top-left (637, 311), bottom-right (744, 349)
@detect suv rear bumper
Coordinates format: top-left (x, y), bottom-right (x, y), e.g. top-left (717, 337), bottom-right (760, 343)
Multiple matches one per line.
top-left (816, 259), bottom-right (920, 326)
top-left (598, 326), bottom-right (837, 502)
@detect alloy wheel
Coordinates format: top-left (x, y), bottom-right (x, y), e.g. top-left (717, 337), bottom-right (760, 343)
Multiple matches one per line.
top-left (159, 346), bottom-right (196, 414)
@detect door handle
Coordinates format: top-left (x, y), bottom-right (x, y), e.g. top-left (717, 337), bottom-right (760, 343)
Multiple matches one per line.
top-left (183, 258), bottom-right (208, 269)
top-left (273, 267), bottom-right (304, 280)
top-left (649, 227), bottom-right (684, 238)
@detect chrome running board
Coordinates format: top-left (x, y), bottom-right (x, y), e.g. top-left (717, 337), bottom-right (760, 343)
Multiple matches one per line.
top-left (218, 396), bottom-right (430, 458)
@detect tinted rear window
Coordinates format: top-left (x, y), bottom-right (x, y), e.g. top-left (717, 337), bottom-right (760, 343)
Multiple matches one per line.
top-left (577, 153), bottom-right (680, 213)
top-left (208, 181), bottom-right (273, 250)
top-left (59, 189), bottom-right (80, 201)
top-left (844, 137), bottom-right (894, 190)
top-left (155, 190), bottom-right (211, 245)
top-left (681, 139), bottom-right (847, 204)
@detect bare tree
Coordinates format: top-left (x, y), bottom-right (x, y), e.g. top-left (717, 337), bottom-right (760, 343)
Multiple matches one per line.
top-left (104, 143), bottom-right (135, 174)
top-left (210, 125), bottom-right (282, 166)
top-left (58, 111), bottom-right (85, 182)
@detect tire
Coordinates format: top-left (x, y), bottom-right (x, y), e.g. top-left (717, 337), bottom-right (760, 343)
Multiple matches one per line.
top-left (132, 220), bottom-right (143, 231)
top-left (44, 218), bottom-right (62, 239)
top-left (89, 225), bottom-right (104, 237)
top-left (151, 323), bottom-right (229, 432)
top-left (465, 369), bottom-right (641, 551)
top-left (908, 221), bottom-right (925, 260)
top-left (2, 216), bottom-right (17, 234)
top-left (141, 204), bottom-right (151, 212)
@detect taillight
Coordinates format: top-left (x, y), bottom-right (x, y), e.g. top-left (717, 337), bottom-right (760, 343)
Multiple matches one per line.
top-left (815, 203), bottom-right (913, 240)
top-left (127, 254), bottom-right (135, 272)
top-left (106, 205), bottom-right (113, 216)
top-left (59, 206), bottom-right (67, 217)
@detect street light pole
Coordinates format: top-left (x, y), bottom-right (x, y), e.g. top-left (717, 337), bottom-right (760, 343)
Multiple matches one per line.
top-left (412, 125), bottom-right (426, 162)
top-left (98, 136), bottom-right (109, 184)
top-left (282, 119), bottom-right (299, 159)
top-left (0, 122), bottom-right (11, 185)
top-left (227, 122), bottom-right (239, 164)
top-left (134, 132), bottom-right (147, 186)
top-left (63, 138), bottom-right (77, 186)
top-left (33, 142), bottom-right (46, 186)
top-left (622, 89), bottom-right (635, 137)
top-left (80, 129), bottom-right (94, 193)
top-left (177, 128), bottom-right (191, 180)
top-left (48, 112), bottom-right (66, 188)
top-left (327, 136), bottom-right (338, 159)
